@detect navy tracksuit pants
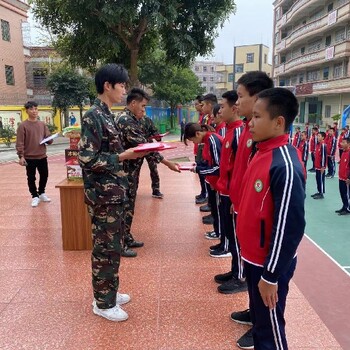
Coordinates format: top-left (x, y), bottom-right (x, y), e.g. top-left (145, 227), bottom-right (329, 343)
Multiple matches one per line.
top-left (245, 257), bottom-right (297, 350)
top-left (327, 156), bottom-right (336, 176)
top-left (315, 169), bottom-right (325, 194)
top-left (339, 180), bottom-right (350, 212)
top-left (206, 183), bottom-right (220, 236)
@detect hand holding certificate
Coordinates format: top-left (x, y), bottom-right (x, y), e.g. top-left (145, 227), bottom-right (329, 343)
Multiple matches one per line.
top-left (40, 133), bottom-right (59, 145)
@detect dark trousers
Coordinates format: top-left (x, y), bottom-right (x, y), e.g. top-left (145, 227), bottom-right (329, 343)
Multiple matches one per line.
top-left (339, 180), bottom-right (350, 211)
top-left (145, 155), bottom-right (160, 192)
top-left (207, 183), bottom-right (220, 236)
top-left (327, 156), bottom-right (336, 176)
top-left (316, 169), bottom-right (325, 194)
top-left (339, 149), bottom-right (343, 160)
top-left (180, 130), bottom-right (184, 142)
top-left (196, 144), bottom-right (207, 197)
top-left (25, 157), bottom-right (49, 198)
top-left (87, 204), bottom-right (123, 309)
top-left (245, 258), bottom-right (296, 350)
top-left (219, 196), bottom-right (244, 278)
top-left (311, 152), bottom-right (315, 169)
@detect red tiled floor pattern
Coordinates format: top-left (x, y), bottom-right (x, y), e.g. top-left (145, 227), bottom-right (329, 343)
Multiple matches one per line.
top-left (0, 141), bottom-right (343, 349)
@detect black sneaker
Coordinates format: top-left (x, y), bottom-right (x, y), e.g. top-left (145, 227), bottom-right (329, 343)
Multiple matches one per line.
top-left (338, 210), bottom-right (350, 216)
top-left (218, 278), bottom-right (248, 294)
top-left (202, 214), bottom-right (214, 225)
top-left (209, 243), bottom-right (222, 251)
top-left (195, 193), bottom-right (205, 200)
top-left (230, 309), bottom-right (252, 325)
top-left (313, 193), bottom-right (324, 199)
top-left (196, 196), bottom-right (207, 204)
top-left (121, 246), bottom-right (137, 258)
top-left (308, 168), bottom-right (316, 172)
top-left (237, 328), bottom-right (254, 349)
top-left (199, 204), bottom-right (211, 212)
top-left (209, 249), bottom-right (231, 258)
top-left (205, 231), bottom-right (219, 240)
top-left (127, 240), bottom-right (144, 248)
top-left (311, 192), bottom-right (320, 198)
top-left (335, 208), bottom-right (344, 213)
top-left (152, 190), bottom-right (164, 199)
top-left (214, 271), bottom-right (233, 284)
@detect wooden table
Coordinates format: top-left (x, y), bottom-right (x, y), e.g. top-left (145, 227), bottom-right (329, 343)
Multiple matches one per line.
top-left (55, 179), bottom-right (92, 250)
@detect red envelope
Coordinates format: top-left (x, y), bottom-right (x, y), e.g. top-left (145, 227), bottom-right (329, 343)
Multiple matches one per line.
top-left (133, 142), bottom-right (165, 152)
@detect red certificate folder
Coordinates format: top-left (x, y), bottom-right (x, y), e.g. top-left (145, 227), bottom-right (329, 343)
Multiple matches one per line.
top-left (178, 163), bottom-right (196, 171)
top-left (133, 142), bottom-right (177, 152)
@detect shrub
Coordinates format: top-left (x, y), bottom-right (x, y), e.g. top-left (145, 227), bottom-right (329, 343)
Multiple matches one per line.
top-left (0, 125), bottom-right (16, 147)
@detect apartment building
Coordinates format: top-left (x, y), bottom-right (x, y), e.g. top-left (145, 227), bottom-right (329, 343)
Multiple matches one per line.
top-left (192, 61), bottom-right (224, 96)
top-left (215, 44), bottom-right (272, 96)
top-left (0, 0), bottom-right (30, 107)
top-left (273, 0), bottom-right (350, 126)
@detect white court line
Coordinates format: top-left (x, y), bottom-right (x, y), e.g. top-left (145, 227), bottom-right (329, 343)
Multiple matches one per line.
top-left (305, 234), bottom-right (350, 277)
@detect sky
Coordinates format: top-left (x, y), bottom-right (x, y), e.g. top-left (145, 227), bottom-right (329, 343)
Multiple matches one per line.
top-left (28, 0), bottom-right (274, 65)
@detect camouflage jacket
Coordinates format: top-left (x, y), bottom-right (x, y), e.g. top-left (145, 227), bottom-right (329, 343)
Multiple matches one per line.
top-left (78, 98), bottom-right (129, 206)
top-left (114, 108), bottom-right (163, 173)
top-left (140, 116), bottom-right (159, 142)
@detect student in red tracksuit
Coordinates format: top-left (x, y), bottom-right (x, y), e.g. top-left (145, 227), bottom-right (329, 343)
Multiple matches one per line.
top-left (338, 127), bottom-right (347, 160)
top-left (325, 127), bottom-right (337, 178)
top-left (336, 137), bottom-right (350, 215)
top-left (312, 132), bottom-right (327, 199)
top-left (213, 104), bottom-right (227, 138)
top-left (237, 87), bottom-right (305, 350)
top-left (227, 71), bottom-right (274, 349)
top-left (210, 91), bottom-right (245, 294)
top-left (297, 131), bottom-right (309, 172)
top-left (184, 122), bottom-right (223, 244)
top-left (292, 126), bottom-right (301, 147)
top-left (308, 127), bottom-right (319, 172)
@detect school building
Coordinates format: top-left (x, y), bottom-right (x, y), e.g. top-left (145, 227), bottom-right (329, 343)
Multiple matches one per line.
top-left (272, 0), bottom-right (350, 127)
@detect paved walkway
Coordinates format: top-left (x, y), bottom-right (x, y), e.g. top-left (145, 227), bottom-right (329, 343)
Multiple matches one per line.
top-left (0, 140), bottom-right (348, 349)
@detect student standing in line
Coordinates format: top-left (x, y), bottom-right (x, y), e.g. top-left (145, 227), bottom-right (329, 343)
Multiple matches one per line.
top-left (297, 130), bottom-right (309, 172)
top-left (237, 87), bottom-right (305, 350)
top-left (308, 127), bottom-right (319, 172)
top-left (312, 131), bottom-right (327, 199)
top-left (78, 64), bottom-right (148, 322)
top-left (180, 117), bottom-right (186, 142)
top-left (227, 71), bottom-right (274, 349)
top-left (335, 137), bottom-right (350, 215)
top-left (213, 104), bottom-right (226, 138)
top-left (325, 127), bottom-right (337, 178)
top-left (184, 122), bottom-right (223, 253)
top-left (16, 101), bottom-right (53, 207)
top-left (292, 126), bottom-right (301, 148)
top-left (338, 127), bottom-right (347, 160)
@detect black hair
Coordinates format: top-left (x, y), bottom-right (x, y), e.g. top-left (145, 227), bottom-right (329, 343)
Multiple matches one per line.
top-left (296, 126), bottom-right (301, 131)
top-left (319, 131), bottom-right (326, 139)
top-left (312, 127), bottom-right (319, 131)
top-left (213, 104), bottom-right (221, 117)
top-left (237, 71), bottom-right (274, 96)
top-left (256, 88), bottom-right (299, 132)
top-left (24, 101), bottom-right (38, 109)
top-left (183, 122), bottom-right (215, 145)
top-left (343, 137), bottom-right (350, 143)
top-left (195, 95), bottom-right (204, 102)
top-left (222, 90), bottom-right (238, 107)
top-left (301, 131), bottom-right (307, 135)
top-left (126, 87), bottom-right (150, 105)
top-left (203, 93), bottom-right (218, 104)
top-left (329, 127), bottom-right (335, 132)
top-left (95, 63), bottom-right (129, 94)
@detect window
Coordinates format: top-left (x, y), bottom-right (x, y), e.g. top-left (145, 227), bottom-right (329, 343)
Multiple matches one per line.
top-left (308, 40), bottom-right (322, 53)
top-left (323, 67), bottom-right (329, 80)
top-left (195, 66), bottom-right (199, 72)
top-left (33, 68), bottom-right (48, 88)
top-left (307, 70), bottom-right (320, 82)
top-left (235, 64), bottom-right (244, 73)
top-left (209, 86), bottom-right (214, 92)
top-left (299, 74), bottom-right (304, 84)
top-left (274, 55), bottom-right (279, 65)
top-left (279, 79), bottom-right (285, 86)
top-left (5, 65), bottom-right (14, 85)
top-left (203, 66), bottom-right (207, 72)
top-left (1, 20), bottom-right (10, 41)
top-left (203, 77), bottom-right (207, 82)
top-left (335, 28), bottom-right (346, 43)
top-left (228, 73), bottom-right (234, 82)
top-left (301, 47), bottom-right (305, 55)
top-left (246, 53), bottom-right (254, 63)
top-left (281, 56), bottom-right (286, 63)
top-left (334, 63), bottom-right (343, 78)
top-left (210, 77), bottom-right (214, 82)
top-left (328, 3), bottom-right (333, 12)
top-left (264, 54), bottom-right (267, 64)
top-left (211, 66), bottom-right (214, 72)
top-left (325, 36), bottom-right (332, 47)
top-left (325, 105), bottom-right (331, 119)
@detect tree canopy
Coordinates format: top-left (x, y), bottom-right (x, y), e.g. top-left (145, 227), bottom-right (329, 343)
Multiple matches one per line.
top-left (30, 0), bottom-right (236, 85)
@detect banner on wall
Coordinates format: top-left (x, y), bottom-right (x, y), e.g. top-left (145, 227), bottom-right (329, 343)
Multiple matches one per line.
top-left (0, 111), bottom-right (22, 130)
top-left (37, 110), bottom-right (54, 125)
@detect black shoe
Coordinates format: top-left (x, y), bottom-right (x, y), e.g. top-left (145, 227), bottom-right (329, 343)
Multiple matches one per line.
top-left (237, 328), bottom-right (254, 349)
top-left (335, 208), bottom-right (345, 213)
top-left (308, 168), bottom-right (316, 172)
top-left (313, 193), bottom-right (324, 199)
top-left (195, 193), bottom-right (205, 200)
top-left (209, 249), bottom-right (231, 258)
top-left (152, 190), bottom-right (164, 199)
top-left (338, 210), bottom-right (350, 216)
top-left (204, 231), bottom-right (220, 240)
top-left (214, 271), bottom-right (233, 284)
top-left (209, 243), bottom-right (222, 251)
top-left (196, 196), bottom-right (207, 204)
top-left (202, 214), bottom-right (213, 225)
top-left (121, 246), bottom-right (137, 257)
top-left (127, 240), bottom-right (144, 248)
top-left (230, 309), bottom-right (253, 325)
top-left (218, 278), bottom-right (248, 294)
top-left (311, 193), bottom-right (319, 198)
top-left (199, 204), bottom-right (211, 212)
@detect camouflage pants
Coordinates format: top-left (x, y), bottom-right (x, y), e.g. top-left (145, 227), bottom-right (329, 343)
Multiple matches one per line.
top-left (87, 204), bottom-right (124, 309)
top-left (124, 165), bottom-right (142, 243)
top-left (145, 154), bottom-right (160, 192)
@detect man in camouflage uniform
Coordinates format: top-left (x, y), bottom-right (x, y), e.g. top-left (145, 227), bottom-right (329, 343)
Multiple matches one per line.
top-left (115, 88), bottom-right (180, 258)
top-left (78, 64), bottom-right (147, 322)
top-left (140, 116), bottom-right (164, 199)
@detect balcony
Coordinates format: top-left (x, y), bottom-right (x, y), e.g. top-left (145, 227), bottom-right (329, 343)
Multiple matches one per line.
top-left (294, 76), bottom-right (350, 96)
top-left (276, 2), bottom-right (350, 53)
top-left (275, 40), bottom-right (350, 76)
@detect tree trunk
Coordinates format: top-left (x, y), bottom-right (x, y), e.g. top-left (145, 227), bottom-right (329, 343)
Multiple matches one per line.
top-left (129, 49), bottom-right (140, 87)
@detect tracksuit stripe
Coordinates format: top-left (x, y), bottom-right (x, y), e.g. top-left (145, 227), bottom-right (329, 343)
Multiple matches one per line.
top-left (270, 309), bottom-right (284, 349)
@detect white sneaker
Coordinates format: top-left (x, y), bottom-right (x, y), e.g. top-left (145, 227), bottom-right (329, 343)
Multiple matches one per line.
top-left (93, 304), bottom-right (128, 322)
top-left (31, 197), bottom-right (40, 207)
top-left (39, 193), bottom-right (51, 202)
top-left (92, 292), bottom-right (131, 307)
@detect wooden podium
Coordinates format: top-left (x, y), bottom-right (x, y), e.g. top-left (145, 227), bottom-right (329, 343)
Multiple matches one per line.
top-left (55, 179), bottom-right (92, 250)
